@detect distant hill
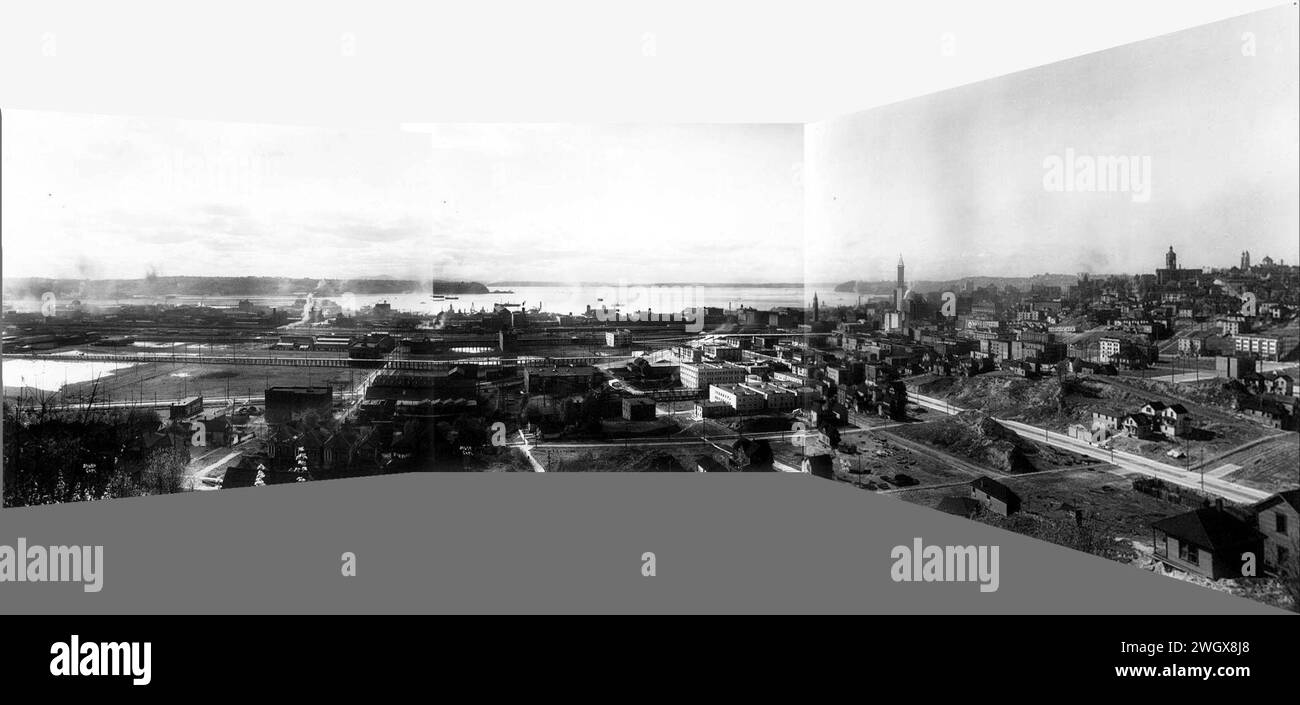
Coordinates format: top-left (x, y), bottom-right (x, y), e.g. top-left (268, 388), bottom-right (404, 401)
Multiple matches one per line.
top-left (429, 281), bottom-right (490, 295)
top-left (4, 277), bottom-right (489, 299)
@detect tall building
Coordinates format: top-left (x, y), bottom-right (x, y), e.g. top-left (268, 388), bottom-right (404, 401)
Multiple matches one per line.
top-left (1156, 244), bottom-right (1196, 285)
top-left (812, 292), bottom-right (819, 322)
top-left (895, 255), bottom-right (906, 312)
top-left (1241, 250), bottom-right (1251, 269)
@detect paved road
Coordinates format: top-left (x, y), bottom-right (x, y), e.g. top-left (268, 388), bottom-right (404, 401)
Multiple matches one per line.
top-left (185, 448), bottom-right (243, 490)
top-left (1146, 370), bottom-right (1219, 384)
top-left (909, 392), bottom-right (1271, 504)
top-left (515, 430), bottom-right (547, 472)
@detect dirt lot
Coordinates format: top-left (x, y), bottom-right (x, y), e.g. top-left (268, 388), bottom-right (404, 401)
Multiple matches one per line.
top-left (59, 360), bottom-right (360, 403)
top-left (1214, 434), bottom-right (1300, 492)
top-left (894, 467), bottom-right (1186, 544)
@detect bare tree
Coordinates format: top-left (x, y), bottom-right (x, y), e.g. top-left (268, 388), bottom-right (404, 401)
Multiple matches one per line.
top-left (142, 446), bottom-right (189, 496)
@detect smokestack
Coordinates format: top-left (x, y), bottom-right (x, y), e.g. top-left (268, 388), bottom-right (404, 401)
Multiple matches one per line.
top-left (300, 293), bottom-right (315, 325)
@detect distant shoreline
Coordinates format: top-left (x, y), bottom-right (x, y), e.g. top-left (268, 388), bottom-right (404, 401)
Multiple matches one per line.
top-left (4, 276), bottom-right (490, 299)
top-left (489, 281), bottom-right (817, 288)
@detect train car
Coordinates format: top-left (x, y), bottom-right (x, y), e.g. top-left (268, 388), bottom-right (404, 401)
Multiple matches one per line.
top-left (170, 395), bottom-right (204, 420)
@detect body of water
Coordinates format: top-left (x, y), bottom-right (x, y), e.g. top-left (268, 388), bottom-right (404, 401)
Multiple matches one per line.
top-left (3, 358), bottom-right (137, 393)
top-left (3, 285), bottom-right (884, 394)
top-left (8, 284), bottom-right (874, 318)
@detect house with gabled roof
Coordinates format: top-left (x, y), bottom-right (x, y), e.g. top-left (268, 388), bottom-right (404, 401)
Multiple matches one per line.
top-left (263, 424), bottom-right (298, 465)
top-left (1139, 400), bottom-right (1190, 439)
top-left (1091, 408), bottom-right (1125, 432)
top-left (1266, 373), bottom-right (1294, 397)
top-left (297, 426), bottom-right (331, 470)
top-left (1140, 401), bottom-right (1168, 415)
top-left (936, 495), bottom-right (982, 518)
top-left (1121, 413), bottom-right (1157, 439)
top-left (1253, 490), bottom-right (1300, 577)
top-left (1236, 396), bottom-right (1295, 430)
top-left (970, 476), bottom-right (1020, 516)
top-left (1151, 504), bottom-right (1264, 580)
top-left (198, 414), bottom-right (234, 447)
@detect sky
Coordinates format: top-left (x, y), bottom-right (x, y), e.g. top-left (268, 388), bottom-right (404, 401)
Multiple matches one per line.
top-left (4, 10), bottom-right (1295, 289)
top-left (804, 8), bottom-right (1299, 284)
top-left (1, 117), bottom-right (803, 284)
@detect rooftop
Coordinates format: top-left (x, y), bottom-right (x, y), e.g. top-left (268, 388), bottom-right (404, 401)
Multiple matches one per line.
top-left (971, 476), bottom-right (1019, 504)
top-left (1255, 489), bottom-right (1300, 514)
top-left (1152, 507), bottom-right (1263, 552)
